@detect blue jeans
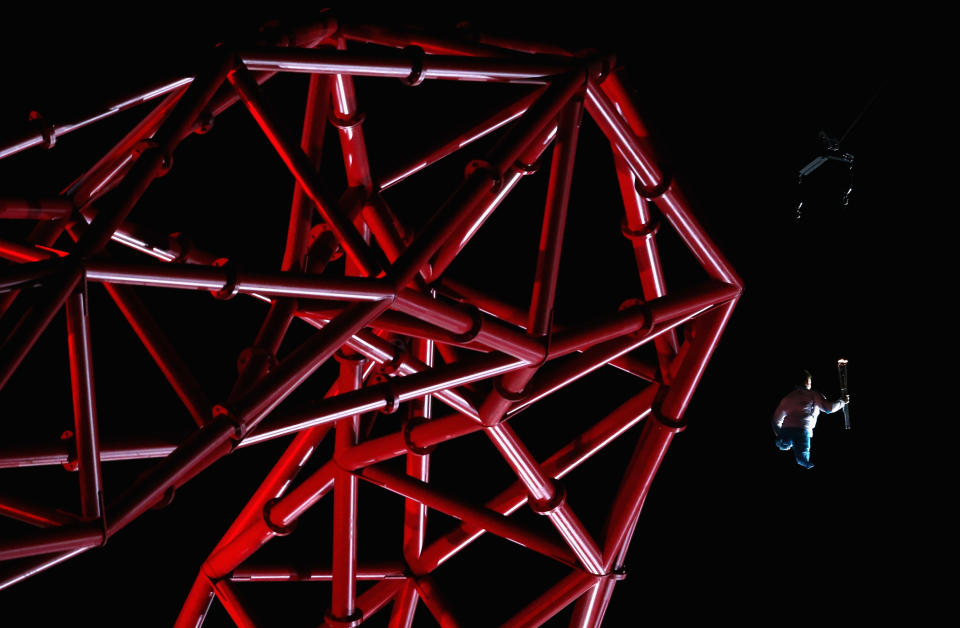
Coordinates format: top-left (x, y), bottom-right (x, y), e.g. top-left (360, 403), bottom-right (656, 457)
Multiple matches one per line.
top-left (775, 427), bottom-right (814, 468)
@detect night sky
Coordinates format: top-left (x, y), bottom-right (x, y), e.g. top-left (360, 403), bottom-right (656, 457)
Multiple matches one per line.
top-left (0, 5), bottom-right (923, 626)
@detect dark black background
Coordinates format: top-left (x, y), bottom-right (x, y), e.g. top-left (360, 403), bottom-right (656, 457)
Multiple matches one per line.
top-left (0, 4), bottom-right (928, 626)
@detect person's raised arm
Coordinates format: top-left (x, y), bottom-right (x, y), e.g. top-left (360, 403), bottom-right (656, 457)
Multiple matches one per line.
top-left (816, 391), bottom-right (846, 414)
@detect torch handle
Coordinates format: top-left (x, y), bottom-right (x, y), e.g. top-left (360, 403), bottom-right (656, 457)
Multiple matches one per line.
top-left (837, 360), bottom-right (851, 430)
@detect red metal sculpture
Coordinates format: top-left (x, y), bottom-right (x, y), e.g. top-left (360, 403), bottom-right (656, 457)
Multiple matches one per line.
top-left (0, 16), bottom-right (741, 627)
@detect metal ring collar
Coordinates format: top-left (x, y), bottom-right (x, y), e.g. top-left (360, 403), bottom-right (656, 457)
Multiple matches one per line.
top-left (263, 498), bottom-right (297, 536)
top-left (634, 168), bottom-right (672, 200)
top-left (620, 217), bottom-right (660, 241)
top-left (400, 45), bottom-right (425, 86)
top-left (211, 258), bottom-right (240, 300)
top-left (402, 415), bottom-right (437, 456)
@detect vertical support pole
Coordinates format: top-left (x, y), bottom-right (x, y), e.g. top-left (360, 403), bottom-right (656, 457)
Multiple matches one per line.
top-left (388, 335), bottom-right (433, 628)
top-left (66, 282), bottom-right (103, 519)
top-left (613, 150), bottom-right (678, 374)
top-left (329, 351), bottom-right (365, 626)
top-left (479, 96), bottom-right (582, 426)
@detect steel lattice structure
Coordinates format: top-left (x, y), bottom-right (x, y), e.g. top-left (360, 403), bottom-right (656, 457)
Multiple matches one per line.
top-left (0, 15), bottom-right (741, 627)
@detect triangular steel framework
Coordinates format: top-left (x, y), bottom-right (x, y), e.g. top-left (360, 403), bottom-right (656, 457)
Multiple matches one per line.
top-left (0, 15), bottom-right (741, 627)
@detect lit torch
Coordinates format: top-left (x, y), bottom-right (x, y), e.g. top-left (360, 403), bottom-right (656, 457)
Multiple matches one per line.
top-left (837, 358), bottom-right (851, 430)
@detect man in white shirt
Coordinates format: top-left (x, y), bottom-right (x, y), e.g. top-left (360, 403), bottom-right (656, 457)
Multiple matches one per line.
top-left (772, 370), bottom-right (849, 469)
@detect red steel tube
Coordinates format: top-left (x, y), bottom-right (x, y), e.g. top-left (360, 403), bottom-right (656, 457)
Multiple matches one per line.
top-left (416, 385), bottom-right (657, 573)
top-left (323, 580), bottom-right (405, 628)
top-left (228, 64), bottom-right (382, 277)
top-left (390, 72), bottom-right (582, 288)
top-left (0, 75), bottom-right (193, 161)
top-left (412, 575), bottom-right (462, 628)
top-left (0, 438), bottom-right (180, 469)
top-left (0, 495), bottom-right (78, 527)
top-left (239, 47), bottom-right (580, 83)
top-left (358, 464), bottom-right (579, 568)
top-left (211, 577), bottom-right (258, 628)
top-left (331, 39), bottom-right (374, 192)
top-left (377, 88), bottom-right (541, 191)
top-left (331, 352), bottom-right (364, 621)
top-left (394, 290), bottom-right (543, 363)
top-left (229, 562), bottom-right (406, 582)
top-left (174, 574), bottom-right (216, 628)
top-left (84, 261), bottom-right (395, 300)
top-left (285, 73), bottom-right (330, 272)
top-left (478, 97), bottom-right (582, 426)
top-left (0, 266), bottom-right (82, 392)
top-left (74, 51), bottom-right (235, 258)
top-left (613, 150), bottom-right (678, 371)
top-left (205, 461), bottom-right (336, 579)
top-left (245, 351), bottom-right (524, 446)
top-left (403, 337), bottom-right (433, 568)
top-left (602, 420), bottom-right (676, 571)
top-left (658, 299), bottom-right (738, 421)
top-left (428, 123), bottom-right (558, 280)
top-left (0, 197), bottom-right (74, 220)
top-left (0, 524), bottom-right (102, 561)
top-left (501, 571), bottom-right (600, 628)
top-left (486, 423), bottom-right (604, 574)
top-left (0, 547), bottom-right (90, 592)
top-left (66, 286), bottom-right (103, 520)
top-left (388, 580), bottom-right (420, 628)
top-left (569, 578), bottom-right (617, 628)
top-left (103, 283), bottom-right (211, 427)
top-left (226, 298), bottom-right (392, 429)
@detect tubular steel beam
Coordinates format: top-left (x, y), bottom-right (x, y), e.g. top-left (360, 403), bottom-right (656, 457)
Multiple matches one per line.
top-left (65, 285), bottom-right (103, 520)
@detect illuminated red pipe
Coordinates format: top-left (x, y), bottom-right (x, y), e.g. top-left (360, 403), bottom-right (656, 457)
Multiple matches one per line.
top-left (658, 300), bottom-right (737, 421)
top-left (173, 574), bottom-right (216, 628)
top-left (84, 261), bottom-right (395, 300)
top-left (428, 121), bottom-right (557, 280)
top-left (438, 278), bottom-right (659, 381)
top-left (323, 580), bottom-right (405, 628)
top-left (103, 283), bottom-right (211, 427)
top-left (0, 524), bottom-right (102, 561)
top-left (69, 85), bottom-right (187, 208)
top-left (416, 386), bottom-right (657, 573)
top-left (412, 575), bottom-right (462, 628)
top-left (0, 547), bottom-right (90, 592)
top-left (377, 88), bottom-right (541, 191)
top-left (404, 339), bottom-right (433, 546)
top-left (245, 351), bottom-right (522, 445)
top-left (0, 198), bottom-right (73, 220)
top-left (0, 495), bottom-right (78, 528)
top-left (613, 150), bottom-right (678, 371)
top-left (486, 423), bottom-right (604, 574)
top-left (228, 64), bottom-right (382, 277)
top-left (501, 571), bottom-right (600, 628)
top-left (0, 437), bottom-right (180, 469)
top-left (0, 236), bottom-right (58, 263)
top-left (388, 580), bottom-right (420, 628)
top-left (0, 266), bottom-right (82, 392)
top-left (391, 72), bottom-right (583, 287)
top-left (394, 290), bottom-right (543, 363)
top-left (75, 52), bottom-right (235, 258)
top-left (331, 39), bottom-right (374, 191)
top-left (239, 47), bottom-right (581, 83)
top-left (331, 352), bottom-right (364, 622)
top-left (65, 286), bottom-right (103, 520)
top-left (0, 75), bottom-right (193, 161)
top-left (358, 464), bottom-right (579, 567)
top-left (478, 97), bottom-right (583, 426)
top-left (229, 562), bottom-right (406, 582)
top-left (210, 577), bottom-right (258, 627)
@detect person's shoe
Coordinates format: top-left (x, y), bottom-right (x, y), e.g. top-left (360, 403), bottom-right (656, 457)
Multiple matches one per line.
top-left (797, 460), bottom-right (814, 469)
top-left (775, 439), bottom-right (793, 451)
